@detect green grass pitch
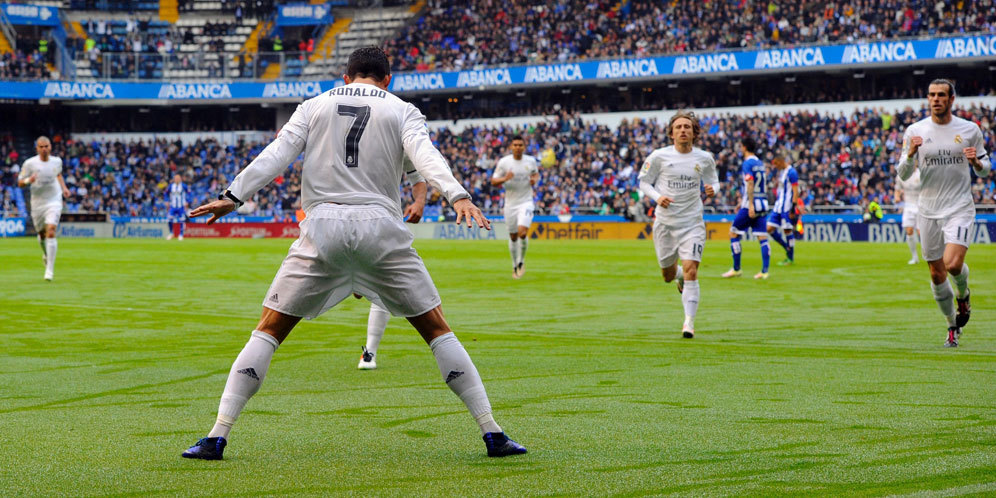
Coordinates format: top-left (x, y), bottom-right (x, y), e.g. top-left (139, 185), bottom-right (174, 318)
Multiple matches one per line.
top-left (1, 237), bottom-right (994, 496)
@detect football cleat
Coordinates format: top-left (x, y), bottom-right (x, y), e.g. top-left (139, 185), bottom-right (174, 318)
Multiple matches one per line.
top-left (178, 235), bottom-right (184, 241)
top-left (778, 258), bottom-right (794, 266)
top-left (357, 347), bottom-right (377, 370)
top-left (483, 432), bottom-right (527, 457)
top-left (721, 269), bottom-right (742, 278)
top-left (166, 233), bottom-right (174, 240)
top-left (956, 291), bottom-right (970, 328)
top-left (754, 272), bottom-right (769, 280)
top-left (943, 327), bottom-right (961, 348)
top-left (516, 262), bottom-right (525, 278)
top-left (682, 327), bottom-right (694, 339)
top-left (44, 270), bottom-right (53, 281)
top-left (907, 258), bottom-right (918, 265)
top-left (512, 265), bottom-right (521, 280)
top-left (182, 437), bottom-right (227, 460)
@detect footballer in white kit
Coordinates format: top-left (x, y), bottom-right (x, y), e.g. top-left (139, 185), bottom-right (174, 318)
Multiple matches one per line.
top-left (182, 47), bottom-right (525, 461)
top-left (638, 111), bottom-right (719, 338)
top-left (894, 167), bottom-right (922, 264)
top-left (16, 136), bottom-right (70, 281)
top-left (897, 79), bottom-right (991, 347)
top-left (491, 135), bottom-right (539, 279)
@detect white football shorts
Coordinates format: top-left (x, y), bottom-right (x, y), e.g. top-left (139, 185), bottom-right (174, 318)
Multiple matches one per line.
top-left (653, 221), bottom-right (706, 268)
top-left (918, 210), bottom-right (974, 262)
top-left (31, 203), bottom-right (62, 232)
top-left (263, 204), bottom-right (441, 319)
top-left (901, 205), bottom-right (919, 229)
top-left (504, 202), bottom-right (534, 230)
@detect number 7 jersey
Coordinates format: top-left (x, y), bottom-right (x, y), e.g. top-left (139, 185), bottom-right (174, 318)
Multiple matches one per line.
top-left (271, 82), bottom-right (468, 216)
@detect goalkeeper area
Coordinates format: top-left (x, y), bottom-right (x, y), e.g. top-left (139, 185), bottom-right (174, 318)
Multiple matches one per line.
top-left (1, 238), bottom-right (994, 495)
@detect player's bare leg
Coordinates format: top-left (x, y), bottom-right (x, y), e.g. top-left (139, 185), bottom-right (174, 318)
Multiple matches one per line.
top-left (183, 308), bottom-right (300, 460)
top-left (941, 243), bottom-right (971, 328)
top-left (515, 226), bottom-right (529, 277)
top-left (664, 260), bottom-right (700, 338)
top-left (905, 227), bottom-right (919, 264)
top-left (43, 224), bottom-right (57, 281)
top-left (407, 306), bottom-right (526, 457)
top-left (508, 233), bottom-right (521, 279)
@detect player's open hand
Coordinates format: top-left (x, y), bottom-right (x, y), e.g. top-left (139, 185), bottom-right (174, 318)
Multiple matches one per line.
top-left (453, 198), bottom-right (491, 230)
top-left (657, 196), bottom-right (673, 208)
top-left (704, 185), bottom-right (715, 198)
top-left (404, 202), bottom-right (424, 224)
top-left (190, 198), bottom-right (236, 224)
top-left (908, 136), bottom-right (923, 155)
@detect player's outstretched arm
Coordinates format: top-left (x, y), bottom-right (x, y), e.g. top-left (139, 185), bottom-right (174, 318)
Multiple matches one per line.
top-left (452, 198), bottom-right (491, 229)
top-left (190, 198), bottom-right (236, 224)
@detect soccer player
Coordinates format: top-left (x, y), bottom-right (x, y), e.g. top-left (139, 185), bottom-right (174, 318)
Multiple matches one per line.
top-left (723, 137), bottom-right (771, 279)
top-left (765, 157), bottom-right (800, 265)
top-left (182, 47), bottom-right (525, 459)
top-left (17, 136), bottom-right (69, 281)
top-left (166, 174), bottom-right (191, 240)
top-left (491, 136), bottom-right (539, 279)
top-left (638, 111), bottom-right (719, 339)
top-left (894, 167), bottom-right (922, 264)
top-left (358, 161), bottom-right (427, 370)
top-left (897, 79), bottom-right (991, 347)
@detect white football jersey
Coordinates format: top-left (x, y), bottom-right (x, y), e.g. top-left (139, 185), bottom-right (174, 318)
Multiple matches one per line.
top-left (18, 155), bottom-right (64, 208)
top-left (493, 154), bottom-right (538, 208)
top-left (901, 116), bottom-right (988, 219)
top-left (638, 146), bottom-right (719, 227)
top-left (895, 167), bottom-right (921, 207)
top-left (228, 82), bottom-right (468, 217)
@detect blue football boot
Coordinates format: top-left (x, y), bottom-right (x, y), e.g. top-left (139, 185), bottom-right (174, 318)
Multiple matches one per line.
top-left (182, 437), bottom-right (227, 460)
top-left (483, 432), bottom-right (527, 457)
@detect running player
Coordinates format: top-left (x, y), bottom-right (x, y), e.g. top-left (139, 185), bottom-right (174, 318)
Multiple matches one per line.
top-left (765, 157), bottom-right (800, 265)
top-left (166, 174), bottom-right (191, 240)
top-left (897, 79), bottom-right (991, 347)
top-left (638, 110), bottom-right (719, 339)
top-left (722, 137), bottom-right (771, 279)
top-left (894, 167), bottom-right (922, 264)
top-left (491, 136), bottom-right (539, 279)
top-left (17, 136), bottom-right (69, 281)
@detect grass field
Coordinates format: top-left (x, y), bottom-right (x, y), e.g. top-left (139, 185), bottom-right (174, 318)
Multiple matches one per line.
top-left (1, 236), bottom-right (994, 496)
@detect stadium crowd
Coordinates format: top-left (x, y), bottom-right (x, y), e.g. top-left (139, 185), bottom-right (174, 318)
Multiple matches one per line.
top-left (387, 0), bottom-right (996, 72)
top-left (3, 104), bottom-right (994, 221)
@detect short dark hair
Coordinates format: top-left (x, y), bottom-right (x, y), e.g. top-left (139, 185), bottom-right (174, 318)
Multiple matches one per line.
top-left (929, 78), bottom-right (956, 97)
top-left (510, 135), bottom-right (525, 143)
top-left (741, 136), bottom-right (758, 153)
top-left (346, 47), bottom-right (391, 81)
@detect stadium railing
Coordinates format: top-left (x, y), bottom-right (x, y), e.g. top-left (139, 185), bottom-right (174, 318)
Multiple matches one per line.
top-left (74, 50), bottom-right (314, 80)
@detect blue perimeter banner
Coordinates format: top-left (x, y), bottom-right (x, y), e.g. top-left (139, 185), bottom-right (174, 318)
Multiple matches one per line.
top-left (1, 35), bottom-right (995, 100)
top-left (1, 3), bottom-right (60, 26)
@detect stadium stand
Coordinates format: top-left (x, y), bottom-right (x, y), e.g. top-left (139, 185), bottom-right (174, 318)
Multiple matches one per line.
top-left (3, 103), bottom-right (994, 220)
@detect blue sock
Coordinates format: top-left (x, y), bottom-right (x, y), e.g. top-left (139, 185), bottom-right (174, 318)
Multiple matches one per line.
top-left (760, 238), bottom-right (770, 272)
top-left (769, 229), bottom-right (787, 250)
top-left (168, 221), bottom-right (174, 235)
top-left (179, 222), bottom-right (185, 237)
top-left (786, 232), bottom-right (795, 261)
top-left (730, 236), bottom-right (742, 271)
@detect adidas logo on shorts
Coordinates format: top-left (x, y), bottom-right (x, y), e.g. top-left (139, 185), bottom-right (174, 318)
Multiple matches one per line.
top-left (269, 293), bottom-right (278, 303)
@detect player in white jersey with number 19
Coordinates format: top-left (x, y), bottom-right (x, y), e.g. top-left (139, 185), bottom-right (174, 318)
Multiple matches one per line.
top-left (638, 111), bottom-right (720, 339)
top-left (491, 135), bottom-right (539, 279)
top-left (182, 47), bottom-right (524, 461)
top-left (17, 136), bottom-right (70, 281)
top-left (898, 79), bottom-right (991, 347)
top-left (894, 167), bottom-right (921, 264)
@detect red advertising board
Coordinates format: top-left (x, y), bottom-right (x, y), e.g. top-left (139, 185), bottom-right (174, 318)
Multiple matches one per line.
top-left (185, 222), bottom-right (301, 238)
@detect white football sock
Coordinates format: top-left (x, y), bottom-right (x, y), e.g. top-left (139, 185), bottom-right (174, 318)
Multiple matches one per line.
top-left (951, 263), bottom-right (969, 299)
top-left (429, 332), bottom-right (501, 435)
top-left (45, 238), bottom-right (57, 274)
top-left (518, 236), bottom-right (528, 265)
top-left (906, 233), bottom-right (917, 260)
top-left (675, 265), bottom-right (683, 280)
top-left (930, 280), bottom-right (957, 327)
top-left (208, 331), bottom-right (280, 439)
top-left (365, 303), bottom-right (390, 355)
top-left (508, 239), bottom-right (518, 266)
top-left (682, 280), bottom-right (699, 329)
top-left (38, 235), bottom-right (47, 258)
